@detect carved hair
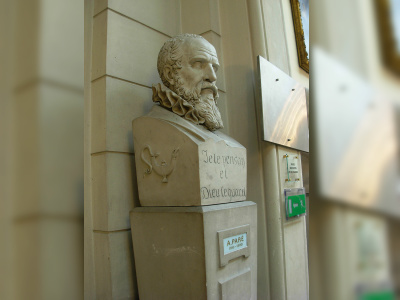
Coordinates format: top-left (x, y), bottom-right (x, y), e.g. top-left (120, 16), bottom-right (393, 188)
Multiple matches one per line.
top-left (157, 33), bottom-right (206, 89)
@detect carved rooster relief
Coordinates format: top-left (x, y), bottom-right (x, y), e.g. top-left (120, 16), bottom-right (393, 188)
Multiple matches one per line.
top-left (141, 145), bottom-right (179, 183)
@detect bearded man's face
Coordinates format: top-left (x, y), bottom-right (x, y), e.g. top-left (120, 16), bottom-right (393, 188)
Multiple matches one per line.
top-left (170, 38), bottom-right (224, 131)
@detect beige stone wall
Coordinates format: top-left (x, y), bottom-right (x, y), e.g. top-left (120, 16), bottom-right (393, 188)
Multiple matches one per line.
top-left (86, 0), bottom-right (309, 299)
top-left (86, 1), bottom-right (180, 298)
top-left (8, 0), bottom-right (84, 299)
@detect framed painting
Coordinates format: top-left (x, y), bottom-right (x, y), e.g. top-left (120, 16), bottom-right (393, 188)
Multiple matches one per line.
top-left (290, 0), bottom-right (309, 73)
top-left (375, 0), bottom-right (400, 76)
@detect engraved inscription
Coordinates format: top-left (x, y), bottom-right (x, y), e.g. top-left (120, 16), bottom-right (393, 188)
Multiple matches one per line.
top-left (141, 145), bottom-right (179, 183)
top-left (200, 148), bottom-right (246, 200)
top-left (202, 150), bottom-right (246, 168)
top-left (201, 187), bottom-right (246, 200)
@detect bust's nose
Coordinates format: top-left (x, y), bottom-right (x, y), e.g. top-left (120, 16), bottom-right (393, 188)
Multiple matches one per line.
top-left (204, 64), bottom-right (217, 83)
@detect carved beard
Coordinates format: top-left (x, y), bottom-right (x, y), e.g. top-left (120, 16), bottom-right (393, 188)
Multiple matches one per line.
top-left (173, 74), bottom-right (202, 103)
top-left (172, 76), bottom-right (223, 131)
top-left (174, 79), bottom-right (201, 102)
top-left (192, 94), bottom-right (224, 131)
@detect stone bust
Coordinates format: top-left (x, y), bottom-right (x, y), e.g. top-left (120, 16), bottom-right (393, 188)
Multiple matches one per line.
top-left (132, 34), bottom-right (246, 206)
top-left (153, 33), bottom-right (223, 131)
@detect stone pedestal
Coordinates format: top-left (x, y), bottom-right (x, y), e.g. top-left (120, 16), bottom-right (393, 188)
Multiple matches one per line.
top-left (130, 201), bottom-right (257, 300)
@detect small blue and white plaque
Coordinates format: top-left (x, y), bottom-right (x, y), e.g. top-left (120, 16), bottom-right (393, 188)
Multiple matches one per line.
top-left (223, 233), bottom-right (248, 255)
top-left (218, 224), bottom-right (251, 266)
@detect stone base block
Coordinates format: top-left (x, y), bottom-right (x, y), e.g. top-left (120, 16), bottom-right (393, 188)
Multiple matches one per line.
top-left (130, 201), bottom-right (257, 300)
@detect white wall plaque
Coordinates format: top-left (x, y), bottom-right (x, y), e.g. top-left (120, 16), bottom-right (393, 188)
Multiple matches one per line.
top-left (223, 233), bottom-right (248, 255)
top-left (283, 154), bottom-right (300, 183)
top-left (218, 225), bottom-right (250, 267)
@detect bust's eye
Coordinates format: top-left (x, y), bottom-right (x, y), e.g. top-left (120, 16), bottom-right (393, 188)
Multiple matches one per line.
top-left (192, 61), bottom-right (202, 68)
top-left (213, 65), bottom-right (219, 72)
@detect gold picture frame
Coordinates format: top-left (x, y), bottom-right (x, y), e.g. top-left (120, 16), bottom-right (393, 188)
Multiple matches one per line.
top-left (290, 0), bottom-right (309, 73)
top-left (375, 0), bottom-right (400, 76)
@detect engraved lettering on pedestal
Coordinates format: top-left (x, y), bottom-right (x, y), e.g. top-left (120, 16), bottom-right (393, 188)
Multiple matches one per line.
top-left (200, 149), bottom-right (247, 201)
top-left (201, 187), bottom-right (247, 200)
top-left (141, 145), bottom-right (179, 183)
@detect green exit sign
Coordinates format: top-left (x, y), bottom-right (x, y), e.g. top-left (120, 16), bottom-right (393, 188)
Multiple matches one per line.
top-left (359, 290), bottom-right (394, 300)
top-left (285, 188), bottom-right (306, 219)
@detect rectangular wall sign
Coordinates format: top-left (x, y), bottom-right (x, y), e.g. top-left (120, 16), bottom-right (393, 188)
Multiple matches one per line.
top-left (285, 187), bottom-right (306, 219)
top-left (218, 225), bottom-right (250, 267)
top-left (258, 55), bottom-right (309, 152)
top-left (223, 233), bottom-right (248, 255)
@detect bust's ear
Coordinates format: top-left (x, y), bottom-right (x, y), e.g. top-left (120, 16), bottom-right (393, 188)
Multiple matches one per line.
top-left (163, 66), bottom-right (175, 86)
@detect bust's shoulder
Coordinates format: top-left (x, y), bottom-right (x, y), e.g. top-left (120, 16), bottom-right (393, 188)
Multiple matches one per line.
top-left (145, 105), bottom-right (187, 125)
top-left (134, 105), bottom-right (211, 143)
top-left (134, 105), bottom-right (241, 147)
